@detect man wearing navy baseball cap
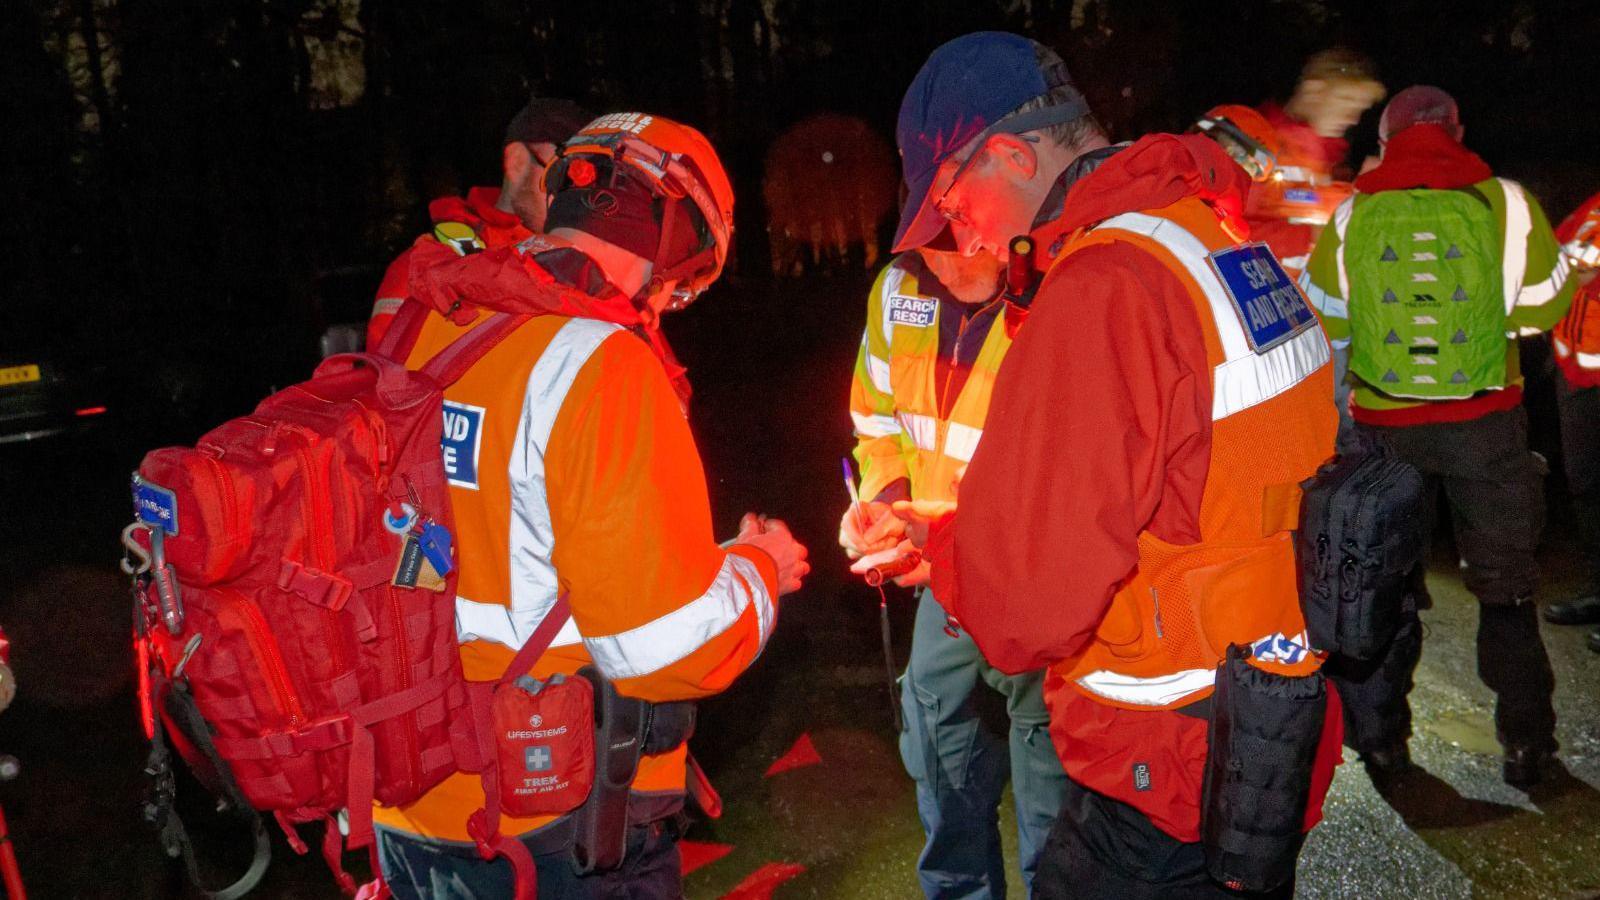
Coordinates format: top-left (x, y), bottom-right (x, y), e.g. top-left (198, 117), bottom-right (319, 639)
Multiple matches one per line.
top-left (892, 32), bottom-right (1343, 897)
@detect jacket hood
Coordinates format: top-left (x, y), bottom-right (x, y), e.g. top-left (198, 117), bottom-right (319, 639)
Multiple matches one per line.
top-left (406, 233), bottom-right (693, 404)
top-left (1049, 133), bottom-right (1253, 236)
top-left (1354, 124), bottom-right (1492, 193)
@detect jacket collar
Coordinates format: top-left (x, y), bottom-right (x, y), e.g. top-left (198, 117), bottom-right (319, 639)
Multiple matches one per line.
top-left (1034, 134), bottom-right (1251, 263)
top-left (1353, 124), bottom-right (1492, 193)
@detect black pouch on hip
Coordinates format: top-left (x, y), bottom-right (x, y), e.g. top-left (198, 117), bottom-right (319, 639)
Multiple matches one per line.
top-left (1200, 644), bottom-right (1327, 893)
top-left (570, 666), bottom-right (646, 874)
top-left (568, 670), bottom-right (697, 874)
top-left (1295, 428), bottom-right (1425, 660)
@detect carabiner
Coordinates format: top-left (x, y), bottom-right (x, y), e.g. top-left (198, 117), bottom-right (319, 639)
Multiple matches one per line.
top-left (148, 530), bottom-right (185, 635)
top-left (120, 522), bottom-right (154, 576)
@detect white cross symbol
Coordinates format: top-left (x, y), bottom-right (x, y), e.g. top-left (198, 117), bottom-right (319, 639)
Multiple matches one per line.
top-left (526, 746), bottom-right (552, 772)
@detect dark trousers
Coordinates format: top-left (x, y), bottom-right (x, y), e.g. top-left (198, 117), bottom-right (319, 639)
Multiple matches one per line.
top-left (376, 820), bottom-right (683, 900)
top-left (1338, 408), bottom-right (1557, 753)
top-left (1556, 368), bottom-right (1600, 594)
top-left (1034, 779), bottom-right (1291, 900)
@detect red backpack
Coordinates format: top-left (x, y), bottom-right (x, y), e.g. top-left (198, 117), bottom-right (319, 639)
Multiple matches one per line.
top-left (125, 309), bottom-right (555, 897)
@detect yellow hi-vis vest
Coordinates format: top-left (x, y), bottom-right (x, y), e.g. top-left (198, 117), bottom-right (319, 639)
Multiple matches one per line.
top-left (850, 254), bottom-right (1023, 503)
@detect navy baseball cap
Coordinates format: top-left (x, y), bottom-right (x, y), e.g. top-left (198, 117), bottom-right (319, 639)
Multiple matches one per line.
top-left (893, 32), bottom-right (1090, 253)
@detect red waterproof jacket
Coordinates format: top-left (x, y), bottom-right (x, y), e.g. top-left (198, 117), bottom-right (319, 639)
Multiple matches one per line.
top-left (1243, 103), bottom-right (1354, 275)
top-left (927, 135), bottom-right (1341, 841)
top-left (1554, 190), bottom-right (1600, 388)
top-left (368, 187), bottom-right (532, 348)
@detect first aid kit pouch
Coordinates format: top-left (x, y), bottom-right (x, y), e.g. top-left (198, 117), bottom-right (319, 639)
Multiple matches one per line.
top-left (1295, 429), bottom-right (1425, 660)
top-left (493, 674), bottom-right (595, 818)
top-left (1200, 644), bottom-right (1328, 893)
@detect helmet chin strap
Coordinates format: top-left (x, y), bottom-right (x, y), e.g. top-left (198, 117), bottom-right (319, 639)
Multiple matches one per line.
top-left (631, 190), bottom-right (715, 314)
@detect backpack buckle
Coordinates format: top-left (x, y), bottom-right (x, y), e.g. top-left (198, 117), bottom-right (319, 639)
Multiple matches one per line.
top-left (278, 560), bottom-right (353, 612)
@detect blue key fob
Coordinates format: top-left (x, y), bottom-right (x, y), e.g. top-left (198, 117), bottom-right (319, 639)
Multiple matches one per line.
top-left (418, 521), bottom-right (454, 576)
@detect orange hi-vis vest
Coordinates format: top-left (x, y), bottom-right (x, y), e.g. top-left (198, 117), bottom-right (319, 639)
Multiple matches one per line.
top-left (1055, 199), bottom-right (1338, 711)
top-left (373, 311), bottom-right (779, 842)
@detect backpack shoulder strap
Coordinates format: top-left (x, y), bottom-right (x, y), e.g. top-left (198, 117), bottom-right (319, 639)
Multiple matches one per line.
top-left (418, 311), bottom-right (533, 388)
top-left (374, 299), bottom-right (431, 363)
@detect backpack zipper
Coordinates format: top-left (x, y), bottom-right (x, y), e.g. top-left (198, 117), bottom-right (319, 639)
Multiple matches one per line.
top-left (292, 446), bottom-right (349, 677)
top-left (198, 452), bottom-right (240, 537)
top-left (215, 588), bottom-right (305, 727)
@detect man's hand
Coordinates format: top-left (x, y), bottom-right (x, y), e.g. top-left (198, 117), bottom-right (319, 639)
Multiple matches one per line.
top-left (734, 513), bottom-right (810, 596)
top-left (890, 499), bottom-right (957, 549)
top-left (838, 501), bottom-right (906, 559)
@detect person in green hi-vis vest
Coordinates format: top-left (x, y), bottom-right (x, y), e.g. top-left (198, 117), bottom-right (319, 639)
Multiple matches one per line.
top-left (1300, 86), bottom-right (1577, 791)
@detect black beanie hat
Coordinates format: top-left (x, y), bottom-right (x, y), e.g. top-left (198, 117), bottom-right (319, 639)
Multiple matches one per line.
top-left (504, 97), bottom-right (592, 148)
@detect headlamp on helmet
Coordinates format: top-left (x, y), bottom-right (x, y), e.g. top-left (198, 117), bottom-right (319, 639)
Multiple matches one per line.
top-left (1193, 105), bottom-right (1281, 183)
top-left (542, 114), bottom-right (734, 310)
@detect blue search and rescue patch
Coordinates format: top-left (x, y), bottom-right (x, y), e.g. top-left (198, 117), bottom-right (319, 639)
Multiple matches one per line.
top-left (133, 475), bottom-right (179, 535)
top-left (888, 294), bottom-right (937, 328)
top-left (1208, 243), bottom-right (1317, 354)
top-left (441, 401), bottom-right (485, 490)
top-left (1283, 188), bottom-right (1319, 205)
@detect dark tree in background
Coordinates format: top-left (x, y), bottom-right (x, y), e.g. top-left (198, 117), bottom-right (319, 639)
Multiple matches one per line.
top-left (5, 0), bottom-right (1599, 417)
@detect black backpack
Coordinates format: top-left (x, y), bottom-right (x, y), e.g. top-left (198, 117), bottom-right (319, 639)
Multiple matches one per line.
top-left (1295, 430), bottom-right (1427, 661)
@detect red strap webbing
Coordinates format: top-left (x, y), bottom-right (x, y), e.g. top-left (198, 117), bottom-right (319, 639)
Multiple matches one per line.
top-left (420, 312), bottom-right (534, 388)
top-left (463, 593), bottom-right (573, 900)
top-left (373, 299), bottom-right (430, 363)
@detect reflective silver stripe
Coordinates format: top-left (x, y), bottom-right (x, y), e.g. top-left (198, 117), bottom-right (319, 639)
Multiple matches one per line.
top-left (879, 266), bottom-right (908, 346)
top-left (1212, 327), bottom-right (1329, 420)
top-left (943, 422), bottom-right (983, 463)
top-left (458, 593), bottom-right (584, 649)
top-left (1331, 196), bottom-right (1355, 305)
top-left (1517, 325), bottom-right (1545, 338)
top-left (455, 318), bottom-right (621, 650)
top-left (1499, 178), bottom-right (1532, 315)
top-left (865, 351), bottom-right (893, 394)
top-left (1516, 253), bottom-right (1569, 307)
top-left (1279, 254), bottom-right (1309, 271)
top-left (1096, 213), bottom-right (1329, 420)
top-left (1075, 668), bottom-right (1216, 706)
top-left (896, 411), bottom-right (938, 451)
top-left (584, 552), bottom-right (775, 680)
top-left (1274, 165), bottom-right (1322, 184)
top-left (851, 410), bottom-right (900, 438)
top-left (371, 296), bottom-right (404, 318)
top-left (1298, 269), bottom-right (1347, 320)
top-left (1557, 334), bottom-right (1600, 370)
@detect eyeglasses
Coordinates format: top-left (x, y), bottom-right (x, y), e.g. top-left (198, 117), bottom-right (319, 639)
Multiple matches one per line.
top-left (932, 142), bottom-right (988, 228)
top-left (928, 103), bottom-right (1076, 231)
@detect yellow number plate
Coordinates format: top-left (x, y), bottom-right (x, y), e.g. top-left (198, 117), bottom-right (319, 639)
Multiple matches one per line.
top-left (0, 365), bottom-right (41, 387)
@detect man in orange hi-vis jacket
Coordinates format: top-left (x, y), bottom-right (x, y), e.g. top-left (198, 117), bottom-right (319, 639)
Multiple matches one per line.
top-left (370, 112), bottom-right (810, 898)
